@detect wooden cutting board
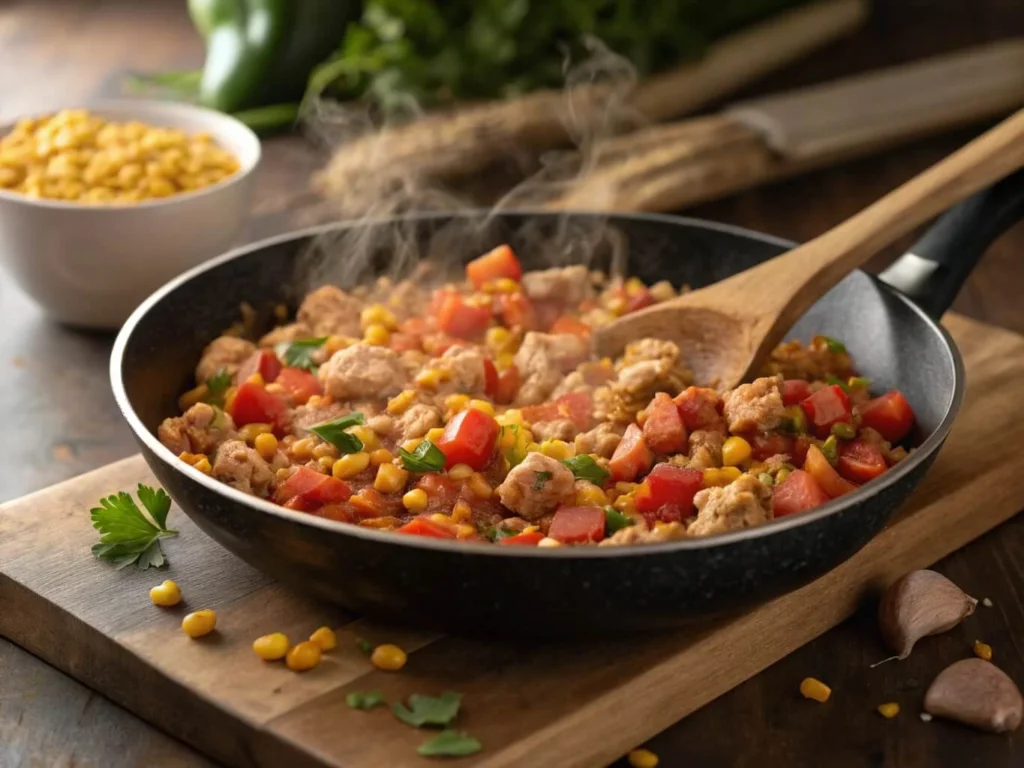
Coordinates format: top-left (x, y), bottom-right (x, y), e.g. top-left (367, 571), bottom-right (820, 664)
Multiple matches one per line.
top-left (2, 312), bottom-right (1023, 768)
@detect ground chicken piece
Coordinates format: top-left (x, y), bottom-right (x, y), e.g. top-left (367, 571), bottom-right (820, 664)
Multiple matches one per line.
top-left (195, 336), bottom-right (256, 382)
top-left (495, 516), bottom-right (531, 534)
top-left (531, 419), bottom-right (577, 442)
top-left (689, 474), bottom-right (772, 537)
top-left (158, 403), bottom-right (236, 455)
top-left (616, 359), bottom-right (669, 394)
top-left (514, 332), bottom-right (589, 405)
top-left (395, 404), bottom-right (442, 442)
top-left (521, 265), bottom-right (595, 304)
top-left (496, 452), bottom-right (576, 521)
top-left (574, 422), bottom-right (625, 458)
top-left (686, 429), bottom-right (726, 469)
top-left (599, 520), bottom-right (687, 546)
top-left (761, 454), bottom-right (791, 473)
top-left (722, 375), bottom-right (786, 434)
top-left (622, 338), bottom-right (680, 365)
top-left (258, 322), bottom-right (312, 348)
top-left (297, 285), bottom-right (362, 337)
top-left (435, 346), bottom-right (487, 394)
top-left (318, 343), bottom-right (407, 400)
top-left (212, 439), bottom-right (274, 497)
top-left (550, 360), bottom-right (615, 399)
top-left (288, 400), bottom-right (348, 432)
top-left (382, 281), bottom-right (428, 320)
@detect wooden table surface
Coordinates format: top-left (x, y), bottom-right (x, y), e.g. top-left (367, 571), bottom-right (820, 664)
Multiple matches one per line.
top-left (1, 1), bottom-right (1022, 766)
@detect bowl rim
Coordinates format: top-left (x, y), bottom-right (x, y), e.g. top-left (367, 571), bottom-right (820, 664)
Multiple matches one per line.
top-left (110, 209), bottom-right (965, 560)
top-left (0, 99), bottom-right (261, 212)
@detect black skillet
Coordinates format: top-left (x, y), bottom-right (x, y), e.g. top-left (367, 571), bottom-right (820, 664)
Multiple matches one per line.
top-left (111, 170), bottom-right (1024, 637)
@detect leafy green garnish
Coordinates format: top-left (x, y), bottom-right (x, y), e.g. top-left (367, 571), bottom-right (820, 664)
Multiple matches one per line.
top-left (392, 691), bottom-right (462, 728)
top-left (308, 412), bottom-right (366, 455)
top-left (275, 337), bottom-right (328, 371)
top-left (205, 369), bottom-right (232, 406)
top-left (398, 440), bottom-right (446, 472)
top-left (486, 526), bottom-right (516, 542)
top-left (562, 454), bottom-right (610, 486)
top-left (821, 435), bottom-right (839, 464)
top-left (346, 690), bottom-right (385, 710)
top-left (418, 730), bottom-right (482, 758)
top-left (356, 637), bottom-right (373, 655)
top-left (604, 507), bottom-right (634, 535)
top-left (821, 336), bottom-right (847, 355)
top-left (532, 471), bottom-right (553, 492)
top-left (91, 484), bottom-right (178, 570)
top-left (499, 423), bottom-right (527, 467)
top-left (825, 375), bottom-right (851, 394)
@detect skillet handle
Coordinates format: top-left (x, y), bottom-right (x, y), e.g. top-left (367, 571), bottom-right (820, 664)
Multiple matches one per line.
top-left (878, 168), bottom-right (1024, 319)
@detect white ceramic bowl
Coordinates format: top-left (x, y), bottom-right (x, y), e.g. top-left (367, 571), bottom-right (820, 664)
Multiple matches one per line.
top-left (0, 100), bottom-right (261, 329)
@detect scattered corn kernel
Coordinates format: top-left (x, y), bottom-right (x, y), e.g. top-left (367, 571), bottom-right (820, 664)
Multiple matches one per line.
top-left (401, 439), bottom-right (422, 453)
top-left (448, 463), bottom-right (474, 481)
top-left (615, 482), bottom-right (638, 495)
top-left (607, 296), bottom-right (628, 316)
top-left (799, 677), bottom-right (831, 703)
top-left (254, 433), bottom-right (278, 461)
top-left (387, 390), bottom-right (417, 415)
top-left (973, 640), bottom-right (993, 661)
top-left (468, 399), bottom-right (496, 417)
top-left (722, 436), bottom-right (752, 466)
top-left (149, 580), bottom-right (181, 607)
top-left (370, 643), bottom-right (407, 671)
top-left (451, 499), bottom-right (473, 522)
top-left (245, 372), bottom-right (265, 387)
top-left (360, 304), bottom-right (398, 331)
top-left (649, 281), bottom-right (676, 302)
top-left (425, 427), bottom-right (446, 443)
top-left (324, 335), bottom-right (353, 356)
top-left (537, 537), bottom-right (562, 548)
top-left (485, 326), bottom-right (512, 352)
top-left (775, 468), bottom-right (792, 485)
top-left (369, 448), bottom-right (394, 465)
top-left (702, 467), bottom-right (743, 487)
top-left (182, 609), bottom-right (217, 639)
top-left (455, 523), bottom-right (476, 538)
top-left (467, 473), bottom-right (492, 500)
top-left (492, 277), bottom-right (520, 294)
top-left (635, 409), bottom-right (648, 426)
top-left (333, 452), bottom-right (370, 479)
top-left (496, 351), bottom-right (516, 370)
top-left (192, 456), bottom-right (212, 474)
top-left (575, 483), bottom-right (608, 507)
top-left (402, 488), bottom-right (429, 512)
top-left (238, 422), bottom-right (272, 443)
top-left (877, 702), bottom-right (900, 719)
top-left (317, 456), bottom-right (335, 471)
top-left (628, 748), bottom-right (659, 768)
top-left (265, 382), bottom-right (286, 396)
top-left (291, 437), bottom-right (315, 460)
top-left (539, 439), bottom-right (574, 461)
top-left (363, 323), bottom-right (391, 346)
top-left (349, 425), bottom-right (379, 451)
top-left (312, 441), bottom-right (338, 460)
top-left (445, 393), bottom-right (471, 413)
top-left (374, 463), bottom-right (408, 493)
top-left (415, 368), bottom-right (450, 389)
top-left (310, 626), bottom-right (338, 651)
top-left (497, 409), bottom-right (525, 427)
top-left (286, 641), bottom-right (322, 672)
top-left (177, 384), bottom-right (209, 411)
top-left (252, 633), bottom-right (290, 661)
top-left (430, 512), bottom-right (451, 525)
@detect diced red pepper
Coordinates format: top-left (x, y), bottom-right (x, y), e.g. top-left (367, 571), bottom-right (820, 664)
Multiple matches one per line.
top-left (275, 466), bottom-right (351, 508)
top-left (437, 408), bottom-right (500, 470)
top-left (548, 506), bottom-right (606, 544)
top-left (494, 365), bottom-right (520, 405)
top-left (521, 392), bottom-right (593, 431)
top-left (642, 393), bottom-right (688, 454)
top-left (397, 517), bottom-right (457, 539)
top-left (315, 504), bottom-right (359, 524)
top-left (483, 358), bottom-right (499, 399)
top-left (235, 349), bottom-right (282, 385)
top-left (800, 384), bottom-right (853, 438)
top-left (782, 379), bottom-right (812, 406)
top-left (275, 367), bottom-right (322, 405)
top-left (609, 423), bottom-right (654, 482)
top-left (229, 382), bottom-right (288, 431)
top-left (803, 444), bottom-right (857, 498)
top-left (465, 244), bottom-right (522, 289)
top-left (640, 503), bottom-right (688, 528)
top-left (749, 432), bottom-right (795, 462)
top-left (390, 332), bottom-right (422, 353)
top-left (837, 438), bottom-right (888, 483)
top-left (792, 435), bottom-right (811, 466)
top-left (859, 390), bottom-right (915, 443)
top-left (634, 464), bottom-right (702, 514)
top-left (499, 531), bottom-right (545, 546)
top-left (625, 288), bottom-right (655, 313)
top-left (673, 387), bottom-right (722, 430)
top-left (772, 470), bottom-right (831, 517)
top-left (497, 292), bottom-right (536, 330)
top-left (550, 315), bottom-right (592, 337)
top-left (436, 294), bottom-right (491, 340)
top-left (401, 316), bottom-right (430, 336)
top-left (283, 495), bottom-right (312, 511)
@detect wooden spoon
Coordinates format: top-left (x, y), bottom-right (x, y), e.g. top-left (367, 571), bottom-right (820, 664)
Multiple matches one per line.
top-left (593, 107), bottom-right (1024, 389)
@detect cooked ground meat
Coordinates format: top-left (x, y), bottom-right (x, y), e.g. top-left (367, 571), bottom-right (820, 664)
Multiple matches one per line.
top-left (514, 332), bottom-right (589, 405)
top-left (574, 422), bottom-right (624, 458)
top-left (689, 474), bottom-right (772, 536)
top-left (531, 419), bottom-right (577, 442)
top-left (686, 429), bottom-right (726, 469)
top-left (195, 336), bottom-right (256, 382)
top-left (259, 322), bottom-right (312, 348)
top-left (521, 265), bottom-right (594, 304)
top-left (158, 403), bottom-right (235, 455)
top-left (722, 375), bottom-right (785, 434)
top-left (297, 285), bottom-right (362, 337)
top-left (394, 404), bottom-right (443, 442)
top-left (600, 520), bottom-right (686, 546)
top-left (318, 343), bottom-right (407, 400)
top-left (212, 439), bottom-right (274, 497)
top-left (436, 346), bottom-right (487, 394)
top-left (496, 453), bottom-right (576, 521)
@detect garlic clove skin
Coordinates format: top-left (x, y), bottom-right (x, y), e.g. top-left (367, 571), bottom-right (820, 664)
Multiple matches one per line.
top-left (924, 658), bottom-right (1023, 733)
top-left (878, 569), bottom-right (977, 659)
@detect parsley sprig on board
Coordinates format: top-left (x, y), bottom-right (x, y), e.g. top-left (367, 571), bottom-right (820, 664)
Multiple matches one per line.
top-left (91, 484), bottom-right (178, 570)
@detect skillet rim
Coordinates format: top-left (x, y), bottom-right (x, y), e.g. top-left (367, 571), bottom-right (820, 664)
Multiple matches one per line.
top-left (110, 209), bottom-right (965, 559)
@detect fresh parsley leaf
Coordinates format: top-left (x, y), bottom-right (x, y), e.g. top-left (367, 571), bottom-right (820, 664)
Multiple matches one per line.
top-left (418, 730), bottom-right (482, 758)
top-left (275, 337), bottom-right (328, 371)
top-left (356, 637), bottom-right (373, 655)
top-left (485, 526), bottom-right (515, 542)
top-left (821, 336), bottom-right (847, 355)
top-left (532, 471), bottom-right (552, 492)
top-left (346, 690), bottom-right (385, 710)
top-left (308, 412), bottom-right (366, 455)
top-left (397, 440), bottom-right (446, 472)
top-left (392, 691), bottom-right (462, 728)
top-left (499, 423), bottom-right (526, 467)
top-left (90, 485), bottom-right (178, 570)
top-left (604, 507), bottom-right (634, 535)
top-left (562, 454), bottom-right (609, 486)
top-left (825, 375), bottom-right (851, 394)
top-left (205, 369), bottom-right (232, 406)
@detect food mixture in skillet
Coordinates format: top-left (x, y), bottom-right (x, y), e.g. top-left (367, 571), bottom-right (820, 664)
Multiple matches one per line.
top-left (160, 244), bottom-right (917, 547)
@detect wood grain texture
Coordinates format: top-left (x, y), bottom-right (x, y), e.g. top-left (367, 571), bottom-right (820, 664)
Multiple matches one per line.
top-left (1, 314), bottom-right (1021, 768)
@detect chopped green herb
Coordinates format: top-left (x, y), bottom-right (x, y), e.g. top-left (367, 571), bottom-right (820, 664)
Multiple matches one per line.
top-left (831, 422), bottom-right (856, 440)
top-left (308, 412), bottom-right (366, 455)
top-left (826, 375), bottom-right (851, 394)
top-left (346, 690), bottom-right (385, 710)
top-left (91, 484), bottom-right (178, 570)
top-left (604, 507), bottom-right (634, 535)
top-left (499, 423), bottom-right (526, 467)
top-left (821, 435), bottom-right (839, 464)
top-left (205, 369), bottom-right (232, 406)
top-left (392, 691), bottom-right (462, 728)
top-left (417, 730), bottom-right (482, 757)
top-left (783, 406), bottom-right (808, 434)
top-left (486, 526), bottom-right (516, 542)
top-left (398, 440), bottom-right (446, 473)
top-left (562, 454), bottom-right (610, 486)
top-left (821, 336), bottom-right (847, 355)
top-left (275, 337), bottom-right (328, 371)
top-left (532, 471), bottom-right (553, 492)
top-left (356, 637), bottom-right (373, 655)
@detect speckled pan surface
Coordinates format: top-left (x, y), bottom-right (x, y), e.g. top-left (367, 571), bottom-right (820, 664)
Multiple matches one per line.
top-left (111, 211), bottom-right (964, 636)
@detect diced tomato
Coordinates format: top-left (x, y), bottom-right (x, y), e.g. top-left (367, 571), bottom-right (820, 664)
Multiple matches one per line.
top-left (625, 288), bottom-right (654, 313)
top-left (499, 531), bottom-right (545, 546)
top-left (436, 294), bottom-right (491, 340)
top-left (229, 382), bottom-right (288, 430)
top-left (803, 444), bottom-right (857, 498)
top-left (401, 317), bottom-right (430, 336)
top-left (437, 408), bottom-right (500, 470)
top-left (283, 496), bottom-right (312, 511)
top-left (792, 435), bottom-right (811, 466)
top-left (422, 334), bottom-right (464, 357)
top-left (465, 244), bottom-right (522, 289)
top-left (609, 423), bottom-right (654, 482)
top-left (859, 390), bottom-right (915, 443)
top-left (548, 506), bottom-right (606, 544)
top-left (749, 432), bottom-right (795, 462)
top-left (494, 366), bottom-right (520, 405)
top-left (837, 438), bottom-right (888, 483)
top-left (417, 472), bottom-right (458, 498)
top-left (673, 387), bottom-right (722, 430)
top-left (640, 503), bottom-right (687, 528)
top-left (800, 384), bottom-right (852, 438)
top-left (275, 367), bottom-right (322, 405)
top-left (550, 315), bottom-right (592, 337)
top-left (497, 292), bottom-right (536, 330)
top-left (642, 393), bottom-right (688, 454)
top-left (521, 392), bottom-right (593, 431)
top-left (427, 288), bottom-right (455, 316)
top-left (235, 349), bottom-right (282, 385)
top-left (634, 464), bottom-right (702, 514)
top-left (390, 332), bottom-right (422, 353)
top-left (521, 402), bottom-right (559, 423)
top-left (275, 466), bottom-right (352, 507)
top-left (315, 504), bottom-right (359, 524)
top-left (782, 379), bottom-right (812, 405)
top-left (397, 517), bottom-right (457, 539)
top-left (772, 470), bottom-right (831, 517)
top-left (483, 358), bottom-right (499, 399)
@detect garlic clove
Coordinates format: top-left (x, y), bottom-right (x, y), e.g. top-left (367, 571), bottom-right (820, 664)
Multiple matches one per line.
top-left (878, 569), bottom-right (977, 659)
top-left (924, 658), bottom-right (1023, 733)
